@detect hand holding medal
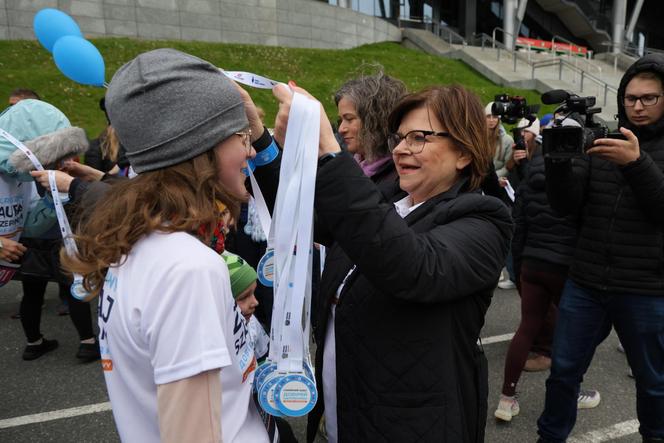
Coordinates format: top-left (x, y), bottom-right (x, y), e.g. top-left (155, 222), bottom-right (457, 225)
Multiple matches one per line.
top-left (229, 71), bottom-right (319, 417)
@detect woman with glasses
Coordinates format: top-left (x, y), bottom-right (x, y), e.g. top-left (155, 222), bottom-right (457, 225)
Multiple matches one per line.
top-left (272, 84), bottom-right (512, 443)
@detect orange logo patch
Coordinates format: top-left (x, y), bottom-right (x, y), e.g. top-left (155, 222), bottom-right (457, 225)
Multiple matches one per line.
top-left (242, 357), bottom-right (257, 383)
top-left (101, 359), bottom-right (113, 371)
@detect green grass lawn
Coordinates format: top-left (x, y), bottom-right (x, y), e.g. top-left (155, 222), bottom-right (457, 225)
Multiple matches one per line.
top-left (0, 38), bottom-right (554, 138)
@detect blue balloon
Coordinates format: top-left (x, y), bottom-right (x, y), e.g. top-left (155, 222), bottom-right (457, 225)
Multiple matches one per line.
top-left (33, 8), bottom-right (83, 53)
top-left (53, 36), bottom-right (105, 87)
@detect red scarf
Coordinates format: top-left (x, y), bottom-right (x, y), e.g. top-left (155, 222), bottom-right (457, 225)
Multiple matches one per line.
top-left (197, 201), bottom-right (231, 254)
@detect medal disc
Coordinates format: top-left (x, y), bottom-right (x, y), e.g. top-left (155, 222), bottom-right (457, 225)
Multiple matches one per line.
top-left (257, 249), bottom-right (275, 287)
top-left (258, 370), bottom-right (284, 417)
top-left (70, 278), bottom-right (88, 301)
top-left (254, 361), bottom-right (274, 392)
top-left (274, 373), bottom-right (318, 417)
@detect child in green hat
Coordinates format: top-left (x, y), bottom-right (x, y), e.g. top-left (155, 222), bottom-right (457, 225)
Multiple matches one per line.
top-left (221, 251), bottom-right (269, 361)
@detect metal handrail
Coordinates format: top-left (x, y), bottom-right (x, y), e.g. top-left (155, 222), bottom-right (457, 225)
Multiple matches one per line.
top-left (476, 32), bottom-right (544, 71)
top-left (551, 34), bottom-right (580, 57)
top-left (549, 35), bottom-right (603, 81)
top-left (491, 26), bottom-right (516, 49)
top-left (531, 58), bottom-right (618, 106)
top-left (436, 25), bottom-right (467, 46)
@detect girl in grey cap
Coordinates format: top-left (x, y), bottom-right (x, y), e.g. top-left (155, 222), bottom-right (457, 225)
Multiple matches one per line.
top-left (62, 49), bottom-right (270, 443)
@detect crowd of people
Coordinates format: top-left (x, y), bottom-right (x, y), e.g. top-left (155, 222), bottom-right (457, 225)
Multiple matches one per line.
top-left (1, 47), bottom-right (663, 443)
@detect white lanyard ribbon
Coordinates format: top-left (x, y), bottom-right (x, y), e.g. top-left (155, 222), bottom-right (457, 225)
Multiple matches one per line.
top-left (221, 70), bottom-right (280, 89)
top-left (0, 128), bottom-right (88, 299)
top-left (0, 129), bottom-right (44, 172)
top-left (247, 168), bottom-right (272, 240)
top-left (269, 93), bottom-right (319, 374)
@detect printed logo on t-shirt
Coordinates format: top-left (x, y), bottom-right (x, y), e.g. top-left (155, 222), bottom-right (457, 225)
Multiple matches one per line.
top-left (0, 178), bottom-right (28, 237)
top-left (233, 303), bottom-right (257, 383)
top-left (98, 271), bottom-right (118, 371)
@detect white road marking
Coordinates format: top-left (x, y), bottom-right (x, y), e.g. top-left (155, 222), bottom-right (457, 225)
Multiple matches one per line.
top-left (568, 419), bottom-right (640, 442)
top-left (479, 332), bottom-right (515, 345)
top-left (0, 402), bottom-right (112, 429)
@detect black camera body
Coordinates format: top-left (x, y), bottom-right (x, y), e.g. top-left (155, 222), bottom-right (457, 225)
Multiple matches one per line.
top-left (492, 94), bottom-right (540, 125)
top-left (541, 90), bottom-right (626, 160)
top-left (492, 94), bottom-right (541, 152)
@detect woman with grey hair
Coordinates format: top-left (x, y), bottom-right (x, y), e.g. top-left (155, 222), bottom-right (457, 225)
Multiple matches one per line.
top-left (335, 71), bottom-right (406, 186)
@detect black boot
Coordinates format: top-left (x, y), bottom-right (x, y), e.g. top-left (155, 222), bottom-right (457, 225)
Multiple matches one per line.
top-left (76, 339), bottom-right (101, 363)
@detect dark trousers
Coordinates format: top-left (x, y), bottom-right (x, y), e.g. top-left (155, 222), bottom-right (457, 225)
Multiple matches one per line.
top-left (537, 279), bottom-right (664, 441)
top-left (20, 277), bottom-right (94, 343)
top-left (502, 265), bottom-right (565, 396)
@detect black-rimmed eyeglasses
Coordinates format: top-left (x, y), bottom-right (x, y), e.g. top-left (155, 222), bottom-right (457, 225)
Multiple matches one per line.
top-left (387, 130), bottom-right (450, 154)
top-left (623, 93), bottom-right (664, 107)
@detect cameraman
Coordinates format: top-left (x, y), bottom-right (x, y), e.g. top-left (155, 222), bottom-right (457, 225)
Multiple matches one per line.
top-left (537, 54), bottom-right (664, 443)
top-left (506, 118), bottom-right (539, 189)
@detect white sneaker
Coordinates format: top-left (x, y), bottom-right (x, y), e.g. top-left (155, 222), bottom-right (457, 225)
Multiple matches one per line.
top-left (577, 389), bottom-right (601, 409)
top-left (498, 280), bottom-right (516, 290)
top-left (494, 395), bottom-right (520, 422)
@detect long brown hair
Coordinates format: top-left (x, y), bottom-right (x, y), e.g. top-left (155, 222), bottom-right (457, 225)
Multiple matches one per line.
top-left (99, 126), bottom-right (120, 162)
top-left (388, 85), bottom-right (492, 191)
top-left (61, 149), bottom-right (240, 299)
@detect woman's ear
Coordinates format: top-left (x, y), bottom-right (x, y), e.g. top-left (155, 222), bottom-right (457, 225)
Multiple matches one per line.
top-left (456, 150), bottom-right (472, 171)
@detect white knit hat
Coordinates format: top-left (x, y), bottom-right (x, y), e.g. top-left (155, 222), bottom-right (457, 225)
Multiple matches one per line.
top-left (484, 102), bottom-right (495, 116)
top-left (517, 117), bottom-right (540, 136)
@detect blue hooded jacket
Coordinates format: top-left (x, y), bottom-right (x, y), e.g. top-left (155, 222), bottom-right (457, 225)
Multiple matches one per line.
top-left (0, 99), bottom-right (71, 237)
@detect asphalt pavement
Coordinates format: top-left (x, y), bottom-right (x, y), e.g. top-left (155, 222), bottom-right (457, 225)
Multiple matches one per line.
top-left (0, 280), bottom-right (640, 442)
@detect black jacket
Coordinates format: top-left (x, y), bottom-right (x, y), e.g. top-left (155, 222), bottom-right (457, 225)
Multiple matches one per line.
top-left (512, 145), bottom-right (578, 277)
top-left (307, 154), bottom-right (512, 442)
top-left (545, 53), bottom-right (664, 295)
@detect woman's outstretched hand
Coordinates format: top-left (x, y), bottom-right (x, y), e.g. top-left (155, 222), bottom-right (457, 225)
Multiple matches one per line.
top-left (233, 82), bottom-right (265, 143)
top-left (272, 82), bottom-right (341, 158)
top-left (30, 170), bottom-right (74, 193)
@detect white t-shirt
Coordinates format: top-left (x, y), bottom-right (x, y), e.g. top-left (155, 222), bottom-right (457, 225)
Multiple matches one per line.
top-left (248, 315), bottom-right (270, 361)
top-left (98, 231), bottom-right (268, 443)
top-left (0, 174), bottom-right (34, 267)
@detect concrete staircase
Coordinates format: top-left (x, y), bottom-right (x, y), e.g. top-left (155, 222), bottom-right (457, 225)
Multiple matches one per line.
top-left (402, 28), bottom-right (625, 127)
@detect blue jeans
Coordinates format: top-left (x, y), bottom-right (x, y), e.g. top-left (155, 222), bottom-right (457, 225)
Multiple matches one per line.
top-left (537, 279), bottom-right (664, 442)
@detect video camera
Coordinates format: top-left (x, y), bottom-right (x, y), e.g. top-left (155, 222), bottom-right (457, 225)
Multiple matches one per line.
top-left (541, 90), bottom-right (626, 159)
top-left (491, 94), bottom-right (541, 151)
top-left (491, 94), bottom-right (540, 125)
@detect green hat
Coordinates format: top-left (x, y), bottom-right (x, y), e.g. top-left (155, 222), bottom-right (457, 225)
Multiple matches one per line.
top-left (221, 251), bottom-right (258, 299)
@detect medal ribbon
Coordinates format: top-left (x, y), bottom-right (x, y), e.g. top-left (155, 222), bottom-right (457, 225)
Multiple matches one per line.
top-left (221, 70), bottom-right (281, 89)
top-left (271, 92), bottom-right (319, 374)
top-left (0, 128), bottom-right (88, 299)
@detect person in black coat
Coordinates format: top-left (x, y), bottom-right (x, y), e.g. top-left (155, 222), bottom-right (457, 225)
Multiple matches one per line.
top-left (494, 141), bottom-right (589, 422)
top-left (312, 73), bottom-right (406, 336)
top-left (273, 84), bottom-right (513, 442)
top-left (537, 54), bottom-right (664, 443)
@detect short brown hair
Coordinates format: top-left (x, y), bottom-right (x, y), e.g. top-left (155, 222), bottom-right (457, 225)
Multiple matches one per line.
top-left (388, 85), bottom-right (491, 191)
top-left (9, 88), bottom-right (40, 100)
